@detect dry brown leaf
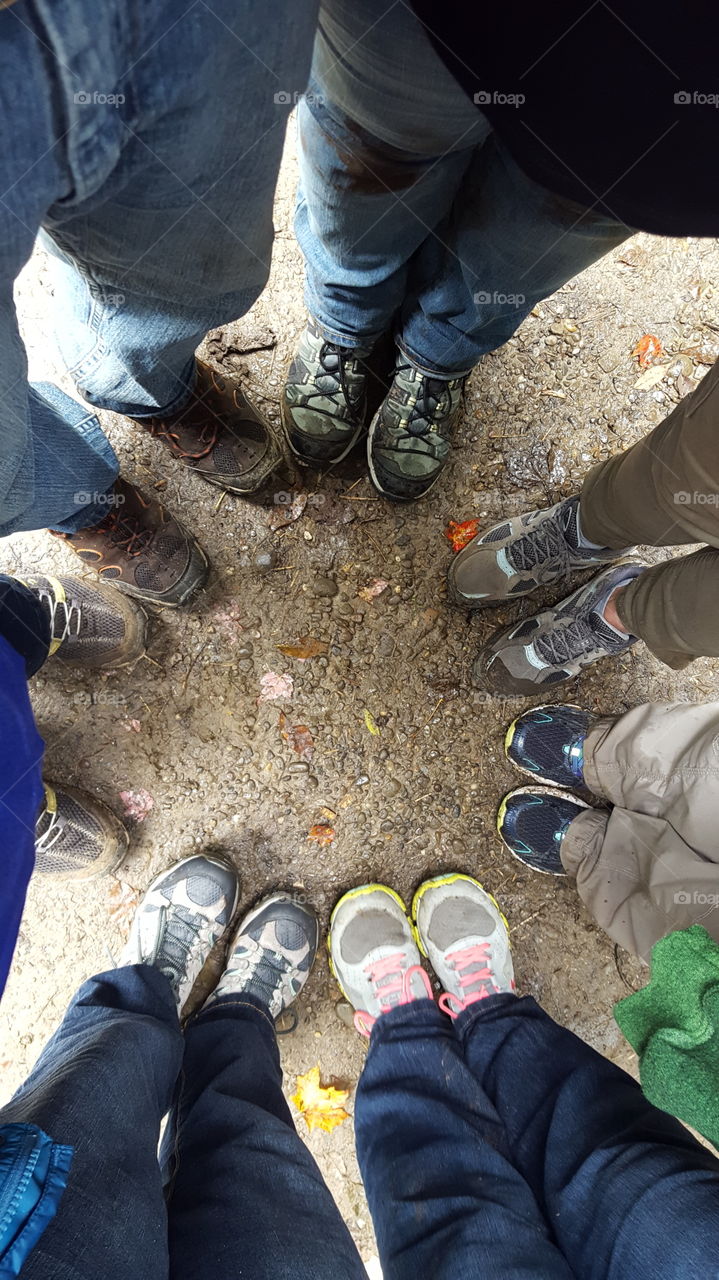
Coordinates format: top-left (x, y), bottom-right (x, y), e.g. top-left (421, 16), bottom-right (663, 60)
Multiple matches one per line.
top-left (268, 494), bottom-right (308, 532)
top-left (276, 636), bottom-right (329, 660)
top-left (107, 879), bottom-right (140, 929)
top-left (634, 363), bottom-right (670, 390)
top-left (291, 1066), bottom-right (351, 1133)
top-left (279, 711), bottom-right (314, 762)
top-left (307, 822), bottom-right (335, 846)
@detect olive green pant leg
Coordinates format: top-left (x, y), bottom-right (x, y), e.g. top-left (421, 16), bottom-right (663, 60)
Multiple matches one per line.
top-left (579, 361), bottom-right (719, 666)
top-left (560, 703), bottom-right (719, 958)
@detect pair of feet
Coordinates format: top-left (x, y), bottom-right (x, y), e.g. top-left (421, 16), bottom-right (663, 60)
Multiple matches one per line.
top-left (497, 702), bottom-right (601, 876)
top-left (57, 361), bottom-right (282, 609)
top-left (282, 319), bottom-right (464, 502)
top-left (450, 494), bottom-right (644, 692)
top-left (122, 856), bottom-right (515, 1030)
top-left (16, 573), bottom-right (147, 881)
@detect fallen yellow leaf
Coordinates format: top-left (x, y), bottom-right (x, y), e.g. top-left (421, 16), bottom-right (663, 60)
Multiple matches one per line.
top-left (291, 1066), bottom-right (351, 1132)
top-left (363, 708), bottom-right (381, 736)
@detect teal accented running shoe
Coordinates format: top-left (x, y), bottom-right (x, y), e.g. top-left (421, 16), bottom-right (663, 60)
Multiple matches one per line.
top-left (505, 703), bottom-right (595, 788)
top-left (497, 786), bottom-right (591, 875)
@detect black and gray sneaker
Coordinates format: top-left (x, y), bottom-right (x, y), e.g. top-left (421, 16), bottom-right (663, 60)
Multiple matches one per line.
top-left (121, 854), bottom-right (240, 1010)
top-left (21, 574), bottom-right (147, 669)
top-left (205, 892), bottom-right (319, 1018)
top-left (497, 785), bottom-right (591, 875)
top-left (367, 353), bottom-right (464, 501)
top-left (35, 781), bottom-right (129, 880)
top-left (282, 318), bottom-right (370, 465)
top-left (475, 561), bottom-right (646, 695)
top-left (505, 703), bottom-right (596, 788)
top-left (448, 496), bottom-right (633, 609)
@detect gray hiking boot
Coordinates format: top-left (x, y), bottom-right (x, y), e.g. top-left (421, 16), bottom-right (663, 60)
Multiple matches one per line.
top-left (475, 561), bottom-right (646, 695)
top-left (282, 318), bottom-right (370, 465)
top-left (21, 573), bottom-right (147, 669)
top-left (448, 495), bottom-right (633, 609)
top-left (35, 781), bottom-right (128, 880)
top-left (412, 873), bottom-right (515, 1018)
top-left (329, 884), bottom-right (433, 1036)
top-left (205, 892), bottom-right (319, 1017)
top-left (367, 353), bottom-right (464, 501)
top-left (120, 854), bottom-right (240, 1011)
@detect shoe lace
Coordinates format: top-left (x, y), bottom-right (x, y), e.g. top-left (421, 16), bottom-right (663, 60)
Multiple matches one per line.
top-left (157, 904), bottom-right (208, 979)
top-left (225, 936), bottom-right (290, 1003)
top-left (35, 804), bottom-right (63, 853)
top-left (394, 363), bottom-right (461, 440)
top-left (37, 583), bottom-right (82, 648)
top-left (438, 943), bottom-right (499, 1019)
top-left (100, 506), bottom-right (153, 557)
top-left (533, 613), bottom-right (625, 666)
top-left (315, 341), bottom-right (363, 417)
top-left (146, 402), bottom-right (222, 461)
top-left (353, 953), bottom-right (433, 1037)
top-left (507, 508), bottom-right (576, 581)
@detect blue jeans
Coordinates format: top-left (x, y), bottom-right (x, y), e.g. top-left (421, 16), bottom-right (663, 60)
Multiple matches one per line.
top-left (0, 0), bottom-right (316, 538)
top-left (3, 972), bottom-right (719, 1278)
top-left (295, 0), bottom-right (630, 376)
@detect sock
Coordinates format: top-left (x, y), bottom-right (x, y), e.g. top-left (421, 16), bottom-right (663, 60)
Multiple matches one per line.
top-left (575, 502), bottom-right (609, 551)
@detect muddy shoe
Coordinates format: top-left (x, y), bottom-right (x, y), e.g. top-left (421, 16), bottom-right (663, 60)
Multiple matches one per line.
top-left (505, 703), bottom-right (596, 788)
top-left (449, 495), bottom-right (633, 609)
top-left (497, 785), bottom-right (591, 875)
top-left (56, 477), bottom-right (209, 608)
top-left (134, 361), bottom-right (281, 495)
top-left (475, 562), bottom-right (646, 695)
top-left (121, 854), bottom-right (240, 1011)
top-left (35, 782), bottom-right (129, 881)
top-left (205, 892), bottom-right (319, 1017)
top-left (19, 574), bottom-right (147, 669)
top-left (412, 873), bottom-right (515, 1017)
top-left (367, 353), bottom-right (464, 501)
top-left (282, 318), bottom-right (370, 465)
top-left (329, 884), bottom-right (433, 1037)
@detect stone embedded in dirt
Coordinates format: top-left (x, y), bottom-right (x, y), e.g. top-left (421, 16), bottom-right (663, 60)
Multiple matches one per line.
top-left (310, 576), bottom-right (338, 598)
top-left (254, 550), bottom-right (276, 573)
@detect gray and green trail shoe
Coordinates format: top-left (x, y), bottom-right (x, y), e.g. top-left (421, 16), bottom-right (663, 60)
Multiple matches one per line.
top-left (329, 884), bottom-right (433, 1036)
top-left (35, 781), bottom-right (129, 880)
top-left (448, 496), bottom-right (633, 609)
top-left (475, 561), bottom-right (646, 695)
top-left (121, 854), bottom-right (240, 1011)
top-left (21, 574), bottom-right (147, 669)
top-left (367, 353), bottom-right (464, 501)
top-left (205, 892), bottom-right (319, 1017)
top-left (412, 873), bottom-right (515, 1018)
top-left (282, 318), bottom-right (371, 465)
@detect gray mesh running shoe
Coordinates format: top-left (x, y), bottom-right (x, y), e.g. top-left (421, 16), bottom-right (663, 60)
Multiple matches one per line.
top-left (282, 318), bottom-right (370, 465)
top-left (449, 495), bottom-right (633, 609)
top-left (205, 892), bottom-right (319, 1017)
top-left (35, 781), bottom-right (129, 880)
top-left (367, 354), bottom-right (464, 501)
top-left (475, 561), bottom-right (646, 695)
top-left (121, 854), bottom-right (240, 1010)
top-left (329, 884), bottom-right (433, 1037)
top-left (412, 873), bottom-right (515, 1018)
top-left (20, 574), bottom-right (147, 669)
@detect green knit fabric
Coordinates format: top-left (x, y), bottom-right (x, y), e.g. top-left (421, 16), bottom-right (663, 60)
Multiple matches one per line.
top-left (614, 925), bottom-right (719, 1148)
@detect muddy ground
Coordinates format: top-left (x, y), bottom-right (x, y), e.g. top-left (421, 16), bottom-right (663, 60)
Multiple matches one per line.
top-left (1, 129), bottom-right (718, 1267)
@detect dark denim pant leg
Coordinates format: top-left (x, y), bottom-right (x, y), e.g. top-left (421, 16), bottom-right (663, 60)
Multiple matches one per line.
top-left (0, 575), bottom-right (50, 677)
top-left (459, 994), bottom-right (719, 1279)
top-left (355, 999), bottom-right (573, 1280)
top-left (164, 994), bottom-right (365, 1280)
top-left (0, 965), bottom-right (182, 1279)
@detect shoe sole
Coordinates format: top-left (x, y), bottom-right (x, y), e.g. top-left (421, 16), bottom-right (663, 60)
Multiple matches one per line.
top-left (411, 872), bottom-right (510, 957)
top-left (504, 703), bottom-right (586, 788)
top-left (327, 882), bottom-right (419, 1001)
top-left (496, 785), bottom-right (591, 875)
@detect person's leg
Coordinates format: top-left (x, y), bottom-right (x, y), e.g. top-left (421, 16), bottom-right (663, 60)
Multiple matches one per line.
top-left (329, 879), bottom-right (572, 1279)
top-left (164, 892), bottom-right (364, 1280)
top-left (458, 994), bottom-right (719, 1278)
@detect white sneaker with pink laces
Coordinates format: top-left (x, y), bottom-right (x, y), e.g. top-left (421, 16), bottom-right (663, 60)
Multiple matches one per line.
top-left (329, 883), bottom-right (434, 1037)
top-left (412, 873), bottom-right (515, 1019)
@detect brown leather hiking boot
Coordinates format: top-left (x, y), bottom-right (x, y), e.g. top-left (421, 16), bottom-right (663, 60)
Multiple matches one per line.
top-left (132, 360), bottom-right (282, 494)
top-left (55, 477), bottom-right (209, 608)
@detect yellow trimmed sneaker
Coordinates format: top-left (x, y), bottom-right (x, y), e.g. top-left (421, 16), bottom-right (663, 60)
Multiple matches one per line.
top-left (412, 873), bottom-right (515, 1019)
top-left (35, 782), bottom-right (129, 880)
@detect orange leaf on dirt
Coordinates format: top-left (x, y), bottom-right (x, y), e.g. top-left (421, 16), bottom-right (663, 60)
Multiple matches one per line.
top-left (107, 879), bottom-right (140, 930)
top-left (307, 822), bottom-right (335, 846)
top-left (631, 334), bottom-right (664, 368)
top-left (444, 518), bottom-right (480, 552)
top-left (279, 711), bottom-right (314, 763)
top-left (291, 1066), bottom-right (351, 1133)
top-left (276, 635), bottom-right (329, 661)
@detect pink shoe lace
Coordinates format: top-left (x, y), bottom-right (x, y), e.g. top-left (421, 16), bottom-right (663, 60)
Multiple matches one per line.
top-left (354, 952), bottom-right (434, 1037)
top-left (438, 942), bottom-right (510, 1019)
